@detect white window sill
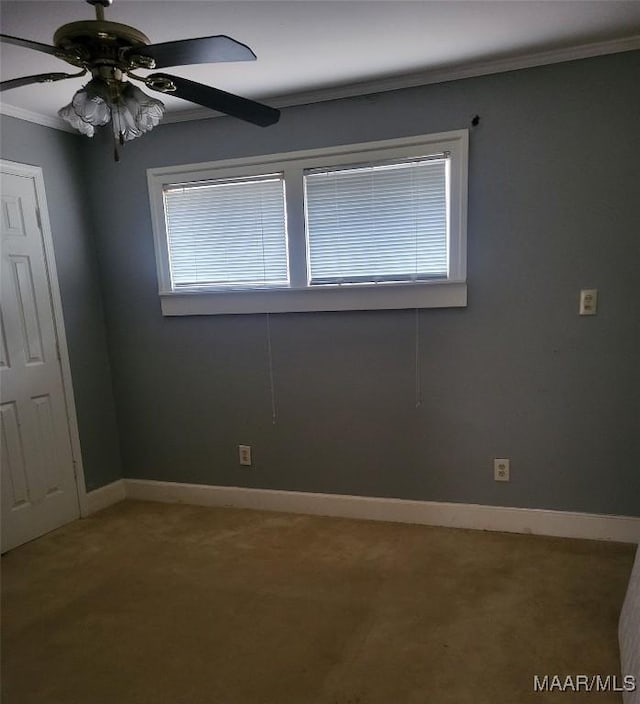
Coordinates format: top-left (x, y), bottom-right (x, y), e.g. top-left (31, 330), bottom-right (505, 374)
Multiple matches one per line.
top-left (160, 281), bottom-right (467, 316)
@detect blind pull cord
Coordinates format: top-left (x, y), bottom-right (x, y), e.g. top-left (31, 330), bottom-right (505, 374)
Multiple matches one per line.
top-left (260, 191), bottom-right (277, 424)
top-left (411, 162), bottom-right (418, 283)
top-left (412, 163), bottom-right (422, 408)
top-left (259, 184), bottom-right (267, 285)
top-left (266, 312), bottom-right (277, 424)
top-left (415, 307), bottom-right (422, 408)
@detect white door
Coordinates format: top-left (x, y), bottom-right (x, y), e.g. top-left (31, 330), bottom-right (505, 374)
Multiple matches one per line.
top-left (1, 163), bottom-right (80, 552)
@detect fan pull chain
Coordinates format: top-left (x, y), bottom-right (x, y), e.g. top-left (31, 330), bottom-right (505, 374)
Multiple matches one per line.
top-left (112, 126), bottom-right (120, 162)
top-left (110, 100), bottom-right (122, 162)
top-left (266, 312), bottom-right (277, 424)
top-left (415, 307), bottom-right (422, 408)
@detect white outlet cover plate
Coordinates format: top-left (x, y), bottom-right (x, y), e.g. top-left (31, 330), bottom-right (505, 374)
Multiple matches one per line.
top-left (494, 458), bottom-right (510, 482)
top-left (239, 445), bottom-right (252, 466)
top-left (579, 289), bottom-right (598, 315)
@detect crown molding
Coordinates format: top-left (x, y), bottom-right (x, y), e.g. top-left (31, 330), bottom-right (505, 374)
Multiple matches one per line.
top-left (2, 34), bottom-right (639, 132)
top-left (161, 34), bottom-right (640, 124)
top-left (0, 101), bottom-right (74, 132)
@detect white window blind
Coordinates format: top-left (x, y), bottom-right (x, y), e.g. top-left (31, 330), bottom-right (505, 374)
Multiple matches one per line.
top-left (163, 174), bottom-right (289, 289)
top-left (304, 156), bottom-right (449, 285)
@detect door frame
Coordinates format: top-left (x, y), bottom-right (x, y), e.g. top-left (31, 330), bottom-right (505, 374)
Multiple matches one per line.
top-left (1, 159), bottom-right (89, 517)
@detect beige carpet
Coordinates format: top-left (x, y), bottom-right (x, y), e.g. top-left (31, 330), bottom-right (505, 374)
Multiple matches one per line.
top-left (1, 500), bottom-right (635, 704)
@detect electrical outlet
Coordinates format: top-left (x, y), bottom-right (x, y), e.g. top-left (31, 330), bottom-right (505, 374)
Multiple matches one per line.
top-left (579, 289), bottom-right (598, 315)
top-left (238, 445), bottom-right (252, 466)
top-left (494, 458), bottom-right (510, 482)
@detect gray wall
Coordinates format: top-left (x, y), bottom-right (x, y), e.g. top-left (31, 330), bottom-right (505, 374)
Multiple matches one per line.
top-left (84, 51), bottom-right (639, 516)
top-left (1, 116), bottom-right (122, 491)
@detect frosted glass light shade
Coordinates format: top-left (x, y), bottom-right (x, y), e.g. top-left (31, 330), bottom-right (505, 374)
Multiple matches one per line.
top-left (58, 79), bottom-right (165, 141)
top-left (111, 83), bottom-right (165, 142)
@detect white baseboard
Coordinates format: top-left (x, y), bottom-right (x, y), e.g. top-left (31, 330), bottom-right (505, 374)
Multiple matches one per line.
top-left (123, 479), bottom-right (640, 544)
top-left (86, 479), bottom-right (127, 515)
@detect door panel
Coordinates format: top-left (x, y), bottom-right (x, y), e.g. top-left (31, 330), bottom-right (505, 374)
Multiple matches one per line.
top-left (32, 394), bottom-right (62, 494)
top-left (0, 309), bottom-right (10, 369)
top-left (1, 168), bottom-right (80, 552)
top-left (1, 401), bottom-right (30, 508)
top-left (10, 255), bottom-right (46, 365)
top-left (1, 193), bottom-right (27, 237)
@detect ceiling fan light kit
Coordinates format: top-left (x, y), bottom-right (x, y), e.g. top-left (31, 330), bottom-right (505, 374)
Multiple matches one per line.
top-left (0, 0), bottom-right (280, 159)
top-left (58, 78), bottom-right (165, 143)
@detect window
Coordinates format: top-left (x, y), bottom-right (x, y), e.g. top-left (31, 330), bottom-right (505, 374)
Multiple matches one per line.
top-left (163, 175), bottom-right (288, 289)
top-left (304, 156), bottom-right (448, 285)
top-left (148, 130), bottom-right (468, 315)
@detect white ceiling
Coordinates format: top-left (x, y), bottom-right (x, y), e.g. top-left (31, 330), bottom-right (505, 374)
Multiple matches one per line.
top-left (1, 0), bottom-right (640, 126)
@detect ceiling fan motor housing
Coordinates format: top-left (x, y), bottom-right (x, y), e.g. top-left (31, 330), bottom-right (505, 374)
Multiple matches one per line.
top-left (53, 20), bottom-right (154, 73)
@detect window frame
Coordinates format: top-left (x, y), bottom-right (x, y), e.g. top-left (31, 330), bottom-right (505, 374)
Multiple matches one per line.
top-left (148, 129), bottom-right (468, 316)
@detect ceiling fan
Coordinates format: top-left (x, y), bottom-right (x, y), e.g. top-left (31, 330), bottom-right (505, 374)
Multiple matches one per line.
top-left (0, 0), bottom-right (280, 158)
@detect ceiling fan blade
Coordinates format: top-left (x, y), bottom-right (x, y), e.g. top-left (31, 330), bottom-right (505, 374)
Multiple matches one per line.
top-left (129, 35), bottom-right (256, 69)
top-left (146, 73), bottom-right (280, 127)
top-left (0, 72), bottom-right (82, 92)
top-left (0, 33), bottom-right (58, 56)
